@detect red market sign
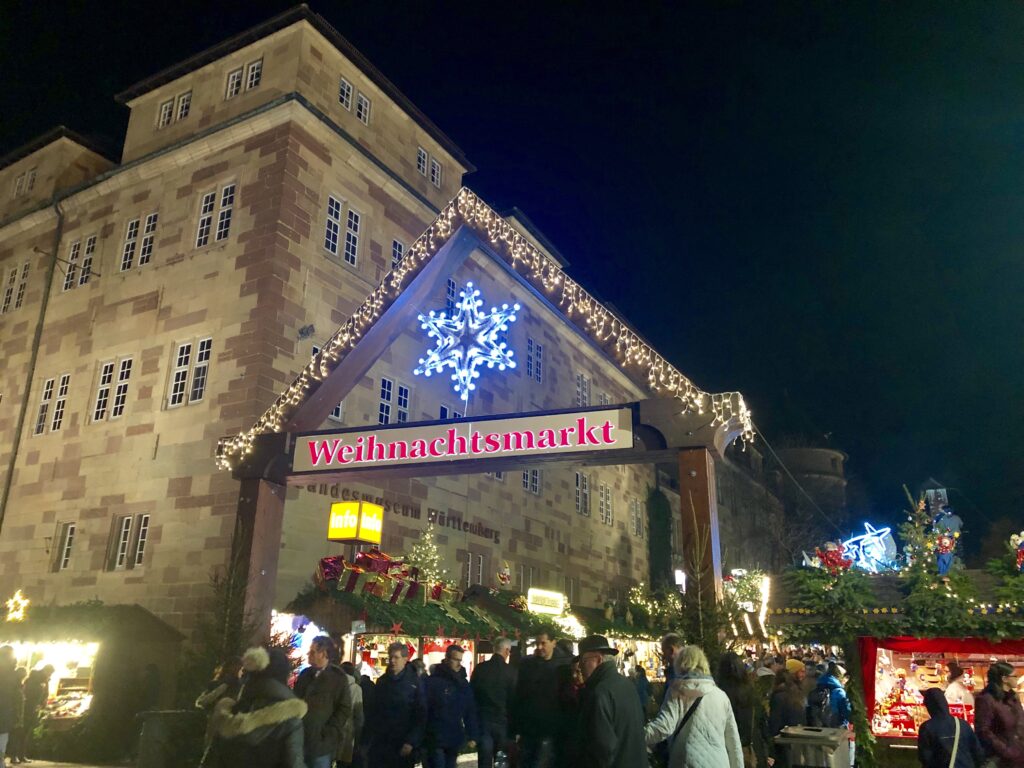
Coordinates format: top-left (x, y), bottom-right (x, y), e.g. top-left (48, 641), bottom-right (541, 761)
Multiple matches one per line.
top-left (292, 407), bottom-right (634, 474)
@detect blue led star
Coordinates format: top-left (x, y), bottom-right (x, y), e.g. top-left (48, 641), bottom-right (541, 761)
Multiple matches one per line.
top-left (842, 522), bottom-right (898, 574)
top-left (414, 282), bottom-right (519, 402)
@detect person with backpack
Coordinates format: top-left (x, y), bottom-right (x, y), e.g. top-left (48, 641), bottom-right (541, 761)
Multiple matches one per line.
top-left (807, 662), bottom-right (851, 728)
top-left (918, 687), bottom-right (984, 768)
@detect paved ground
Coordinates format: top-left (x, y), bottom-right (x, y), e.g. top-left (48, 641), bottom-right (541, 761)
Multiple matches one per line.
top-left (24, 758), bottom-right (481, 767)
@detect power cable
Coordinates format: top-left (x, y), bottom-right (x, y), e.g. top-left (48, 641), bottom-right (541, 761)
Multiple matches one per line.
top-left (753, 422), bottom-right (844, 536)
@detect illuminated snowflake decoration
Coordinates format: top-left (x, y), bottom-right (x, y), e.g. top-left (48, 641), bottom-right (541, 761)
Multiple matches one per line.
top-left (414, 282), bottom-right (519, 401)
top-left (842, 522), bottom-right (898, 574)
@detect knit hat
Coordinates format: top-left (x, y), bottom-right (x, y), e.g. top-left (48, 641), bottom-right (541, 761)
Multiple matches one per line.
top-left (785, 659), bottom-right (805, 674)
top-left (756, 666), bottom-right (776, 678)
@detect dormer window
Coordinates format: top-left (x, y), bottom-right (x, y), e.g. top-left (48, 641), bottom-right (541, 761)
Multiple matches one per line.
top-left (246, 59), bottom-right (263, 90)
top-left (176, 91), bottom-right (192, 121)
top-left (356, 93), bottom-right (371, 125)
top-left (158, 100), bottom-right (174, 128)
top-left (226, 68), bottom-right (243, 99)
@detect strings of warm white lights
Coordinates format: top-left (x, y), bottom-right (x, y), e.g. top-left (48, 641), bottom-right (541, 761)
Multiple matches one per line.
top-left (216, 188), bottom-right (753, 470)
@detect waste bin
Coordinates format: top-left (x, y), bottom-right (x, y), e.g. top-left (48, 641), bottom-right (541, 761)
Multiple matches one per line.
top-left (136, 710), bottom-right (205, 768)
top-left (774, 726), bottom-right (852, 768)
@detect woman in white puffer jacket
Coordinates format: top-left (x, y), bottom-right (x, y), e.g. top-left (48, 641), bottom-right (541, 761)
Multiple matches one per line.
top-left (645, 645), bottom-right (743, 768)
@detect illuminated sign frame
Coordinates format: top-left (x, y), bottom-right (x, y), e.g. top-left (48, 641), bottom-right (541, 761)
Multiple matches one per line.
top-left (527, 587), bottom-right (567, 615)
top-left (328, 501), bottom-right (384, 544)
top-left (292, 406), bottom-right (636, 474)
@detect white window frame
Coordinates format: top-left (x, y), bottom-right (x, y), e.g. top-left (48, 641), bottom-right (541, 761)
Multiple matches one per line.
top-left (110, 358), bottom-right (134, 419)
top-left (430, 157), bottom-right (442, 188)
top-left (439, 405), bottom-right (463, 421)
top-left (93, 356), bottom-right (133, 422)
top-left (575, 472), bottom-right (590, 516)
top-left (225, 67), bottom-right (243, 99)
top-left (120, 218), bottom-right (140, 271)
top-left (158, 99), bottom-right (174, 128)
top-left (34, 378), bottom-right (54, 436)
top-left (13, 173), bottom-right (25, 198)
top-left (445, 278), bottom-right (457, 314)
top-left (598, 391), bottom-right (611, 406)
top-left (215, 184), bottom-right (236, 242)
top-left (138, 212), bottom-right (159, 266)
top-left (599, 484), bottom-right (613, 526)
top-left (14, 262), bottom-right (29, 309)
top-left (51, 373), bottom-right (70, 432)
top-left (55, 522), bottom-right (76, 571)
top-left (486, 470), bottom-right (504, 482)
top-left (396, 382), bottom-right (410, 423)
top-left (379, 377), bottom-right (393, 424)
top-left (80, 236), bottom-right (96, 287)
top-left (196, 183), bottom-right (236, 248)
top-left (526, 338), bottom-right (543, 383)
top-left (324, 195), bottom-right (342, 255)
top-left (25, 168), bottom-right (35, 192)
top-left (343, 208), bottom-right (360, 266)
top-left (391, 239), bottom-right (405, 269)
top-left (63, 240), bottom-right (80, 291)
top-left (575, 372), bottom-right (591, 407)
top-left (176, 90), bottom-right (192, 121)
top-left (338, 77), bottom-right (353, 110)
top-left (109, 513), bottom-right (151, 570)
top-left (245, 58), bottom-right (263, 90)
top-left (167, 338), bottom-right (213, 408)
top-left (522, 469), bottom-right (541, 495)
top-left (113, 515), bottom-right (133, 569)
top-left (356, 92), bottom-right (371, 125)
top-left (630, 497), bottom-right (644, 537)
top-left (1, 266), bottom-right (16, 313)
top-left (134, 514), bottom-right (150, 566)
top-left (416, 147), bottom-right (428, 176)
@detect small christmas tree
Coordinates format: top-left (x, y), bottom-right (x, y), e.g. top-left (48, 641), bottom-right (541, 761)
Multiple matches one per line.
top-left (406, 523), bottom-right (448, 586)
top-left (898, 486), bottom-right (934, 576)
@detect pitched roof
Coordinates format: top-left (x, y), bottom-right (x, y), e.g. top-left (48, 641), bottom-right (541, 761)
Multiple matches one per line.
top-left (114, 5), bottom-right (473, 172)
top-left (217, 187), bottom-right (751, 469)
top-left (0, 125), bottom-right (117, 173)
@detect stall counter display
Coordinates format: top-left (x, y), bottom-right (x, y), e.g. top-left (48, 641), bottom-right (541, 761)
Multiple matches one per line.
top-left (2, 640), bottom-right (100, 722)
top-left (871, 646), bottom-right (1024, 738)
top-left (354, 634), bottom-right (417, 678)
top-left (614, 638), bottom-right (663, 682)
top-left (421, 637), bottom-right (476, 676)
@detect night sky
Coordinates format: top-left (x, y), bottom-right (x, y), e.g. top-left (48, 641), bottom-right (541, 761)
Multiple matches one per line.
top-left (3, 2), bottom-right (1022, 553)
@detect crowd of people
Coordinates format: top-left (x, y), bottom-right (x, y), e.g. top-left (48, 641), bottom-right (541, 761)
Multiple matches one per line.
top-left (0, 646), bottom-right (53, 768)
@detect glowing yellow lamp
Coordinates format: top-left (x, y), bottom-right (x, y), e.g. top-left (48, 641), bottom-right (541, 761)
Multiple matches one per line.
top-left (327, 501), bottom-right (383, 545)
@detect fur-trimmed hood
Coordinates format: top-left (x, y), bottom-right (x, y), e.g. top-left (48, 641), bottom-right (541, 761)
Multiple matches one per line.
top-left (212, 696), bottom-right (308, 740)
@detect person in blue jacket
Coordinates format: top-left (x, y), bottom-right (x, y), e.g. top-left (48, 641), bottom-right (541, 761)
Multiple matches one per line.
top-left (424, 645), bottom-right (478, 768)
top-left (807, 662), bottom-right (852, 728)
top-left (366, 642), bottom-right (427, 768)
top-left (918, 687), bottom-right (984, 768)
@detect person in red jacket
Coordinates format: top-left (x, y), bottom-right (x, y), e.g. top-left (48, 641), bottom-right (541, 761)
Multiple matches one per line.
top-left (974, 662), bottom-right (1024, 767)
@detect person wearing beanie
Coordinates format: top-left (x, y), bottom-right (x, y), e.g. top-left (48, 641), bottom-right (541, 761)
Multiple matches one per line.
top-left (204, 646), bottom-right (307, 768)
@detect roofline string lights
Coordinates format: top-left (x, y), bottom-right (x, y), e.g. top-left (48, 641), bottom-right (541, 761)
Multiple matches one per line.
top-left (413, 281), bottom-right (519, 402)
top-left (216, 188), bottom-right (753, 471)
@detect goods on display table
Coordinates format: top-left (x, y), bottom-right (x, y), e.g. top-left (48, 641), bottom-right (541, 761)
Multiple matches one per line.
top-left (4, 640), bottom-right (99, 722)
top-left (860, 636), bottom-right (1024, 739)
top-left (421, 637), bottom-right (476, 676)
top-left (354, 633), bottom-right (418, 678)
top-left (611, 638), bottom-right (663, 682)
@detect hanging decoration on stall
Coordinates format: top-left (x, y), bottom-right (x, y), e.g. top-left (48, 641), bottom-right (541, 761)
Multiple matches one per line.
top-left (5, 589), bottom-right (29, 622)
top-left (811, 541), bottom-right (853, 575)
top-left (842, 523), bottom-right (899, 574)
top-left (497, 561), bottom-right (512, 586)
top-left (929, 507), bottom-right (963, 578)
top-left (413, 281), bottom-right (519, 402)
top-left (1010, 531), bottom-right (1024, 573)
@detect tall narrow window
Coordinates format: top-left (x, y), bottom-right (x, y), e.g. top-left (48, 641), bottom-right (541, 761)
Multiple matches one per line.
top-left (93, 362), bottom-right (115, 421)
top-left (445, 278), bottom-right (457, 314)
top-left (391, 239), bottom-right (405, 269)
top-left (598, 391), bottom-right (611, 406)
top-left (196, 191), bottom-right (216, 247)
top-left (168, 343), bottom-right (192, 407)
top-left (63, 240), bottom-right (80, 291)
top-left (56, 522), bottom-right (75, 571)
top-left (158, 100), bottom-right (174, 128)
top-left (378, 377), bottom-right (393, 424)
top-left (416, 147), bottom-right (428, 176)
top-left (51, 374), bottom-right (70, 432)
top-left (215, 184), bottom-right (235, 241)
top-left (34, 378), bottom-right (54, 435)
top-left (338, 78), bottom-right (352, 109)
top-left (324, 196), bottom-right (342, 255)
top-left (575, 373), bottom-right (591, 407)
top-left (356, 93), bottom-right (371, 124)
top-left (176, 91), bottom-right (192, 121)
top-left (575, 472), bottom-right (590, 516)
top-left (1, 267), bottom-right (15, 313)
top-left (246, 59), bottom-right (263, 90)
top-left (79, 236), bottom-right (96, 286)
top-left (189, 338), bottom-right (212, 403)
top-left (344, 208), bottom-right (360, 266)
top-left (138, 212), bottom-right (159, 266)
top-left (111, 358), bottom-right (133, 419)
top-left (430, 158), bottom-right (442, 188)
top-left (526, 338), bottom-right (543, 383)
top-left (134, 514), bottom-right (150, 566)
top-left (630, 497), bottom-right (644, 537)
top-left (120, 218), bottom-right (140, 271)
top-left (25, 168), bottom-right (36, 192)
top-left (14, 263), bottom-right (29, 309)
top-left (114, 516), bottom-right (133, 569)
top-left (225, 68), bottom-right (243, 99)
top-left (522, 469), bottom-right (541, 495)
top-left (396, 384), bottom-right (410, 423)
top-left (599, 484), bottom-right (613, 526)
top-left (13, 173), bottom-right (25, 198)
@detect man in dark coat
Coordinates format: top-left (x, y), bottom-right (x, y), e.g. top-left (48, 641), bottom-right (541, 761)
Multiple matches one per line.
top-left (0, 646), bottom-right (19, 767)
top-left (917, 687), bottom-right (984, 768)
top-left (513, 631), bottom-right (570, 767)
top-left (366, 641), bottom-right (427, 768)
top-left (471, 638), bottom-right (516, 768)
top-left (424, 645), bottom-right (478, 768)
top-left (206, 646), bottom-right (307, 768)
top-left (293, 636), bottom-right (352, 768)
top-left (576, 635), bottom-right (646, 768)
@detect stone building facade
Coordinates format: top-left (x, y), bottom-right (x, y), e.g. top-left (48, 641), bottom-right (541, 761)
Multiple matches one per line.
top-left (0, 8), bottom-right (771, 634)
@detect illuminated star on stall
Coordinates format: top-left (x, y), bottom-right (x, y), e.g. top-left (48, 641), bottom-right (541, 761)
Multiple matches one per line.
top-left (414, 281), bottom-right (519, 401)
top-left (5, 589), bottom-right (29, 622)
top-left (842, 523), bottom-right (898, 574)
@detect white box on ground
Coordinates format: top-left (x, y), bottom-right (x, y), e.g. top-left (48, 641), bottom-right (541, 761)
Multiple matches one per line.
top-left (774, 725), bottom-right (853, 768)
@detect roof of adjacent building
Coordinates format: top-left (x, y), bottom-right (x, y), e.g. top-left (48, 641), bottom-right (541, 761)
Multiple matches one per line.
top-left (0, 125), bottom-right (117, 173)
top-left (114, 4), bottom-right (474, 173)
